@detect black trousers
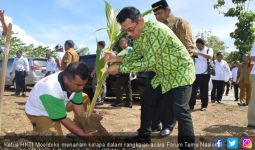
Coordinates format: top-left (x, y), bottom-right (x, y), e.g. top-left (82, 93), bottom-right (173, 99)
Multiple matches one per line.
top-left (116, 73), bottom-right (132, 103)
top-left (15, 71), bottom-right (26, 94)
top-left (189, 74), bottom-right (210, 109)
top-left (224, 81), bottom-right (230, 95)
top-left (211, 80), bottom-right (225, 101)
top-left (232, 82), bottom-right (239, 100)
top-left (138, 85), bottom-right (195, 149)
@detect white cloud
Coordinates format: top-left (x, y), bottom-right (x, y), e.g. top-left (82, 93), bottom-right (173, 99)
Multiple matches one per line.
top-left (4, 16), bottom-right (45, 47)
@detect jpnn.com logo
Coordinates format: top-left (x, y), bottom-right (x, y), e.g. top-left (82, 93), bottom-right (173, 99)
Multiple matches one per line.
top-left (227, 138), bottom-right (238, 149)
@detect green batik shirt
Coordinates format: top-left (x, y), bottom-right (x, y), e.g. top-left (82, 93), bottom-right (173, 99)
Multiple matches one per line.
top-left (120, 19), bottom-right (195, 94)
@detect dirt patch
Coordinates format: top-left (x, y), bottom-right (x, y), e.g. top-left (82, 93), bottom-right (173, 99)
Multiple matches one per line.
top-left (1, 90), bottom-right (254, 149)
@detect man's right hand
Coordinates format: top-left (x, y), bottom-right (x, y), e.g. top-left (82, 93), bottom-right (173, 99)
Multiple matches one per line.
top-left (104, 51), bottom-right (121, 63)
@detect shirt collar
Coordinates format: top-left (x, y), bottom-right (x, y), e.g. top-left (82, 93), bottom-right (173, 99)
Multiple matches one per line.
top-left (58, 72), bottom-right (71, 97)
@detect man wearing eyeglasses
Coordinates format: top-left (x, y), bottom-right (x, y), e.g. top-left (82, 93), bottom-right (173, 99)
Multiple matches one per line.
top-left (105, 7), bottom-right (195, 150)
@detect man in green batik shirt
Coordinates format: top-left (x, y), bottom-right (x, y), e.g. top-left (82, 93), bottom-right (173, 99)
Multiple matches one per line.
top-left (105, 7), bottom-right (195, 150)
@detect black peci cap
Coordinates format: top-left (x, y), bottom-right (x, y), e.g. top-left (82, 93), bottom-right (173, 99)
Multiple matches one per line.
top-left (151, 0), bottom-right (169, 12)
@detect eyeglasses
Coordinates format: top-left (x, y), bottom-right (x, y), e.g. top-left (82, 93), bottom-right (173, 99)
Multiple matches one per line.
top-left (121, 23), bottom-right (138, 33)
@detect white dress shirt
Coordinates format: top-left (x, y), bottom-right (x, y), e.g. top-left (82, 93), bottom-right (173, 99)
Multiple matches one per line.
top-left (231, 67), bottom-right (238, 83)
top-left (194, 47), bottom-right (214, 74)
top-left (211, 59), bottom-right (231, 81)
top-left (11, 56), bottom-right (29, 72)
top-left (46, 57), bottom-right (57, 72)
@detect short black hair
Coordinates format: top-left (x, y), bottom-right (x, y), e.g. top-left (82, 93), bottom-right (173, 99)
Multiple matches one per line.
top-left (16, 50), bottom-right (22, 55)
top-left (65, 40), bottom-right (75, 48)
top-left (216, 51), bottom-right (223, 56)
top-left (116, 7), bottom-right (141, 24)
top-left (98, 41), bottom-right (106, 48)
top-left (196, 38), bottom-right (205, 45)
top-left (63, 62), bottom-right (89, 80)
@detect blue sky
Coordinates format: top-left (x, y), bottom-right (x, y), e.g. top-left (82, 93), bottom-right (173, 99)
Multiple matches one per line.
top-left (1, 0), bottom-right (255, 54)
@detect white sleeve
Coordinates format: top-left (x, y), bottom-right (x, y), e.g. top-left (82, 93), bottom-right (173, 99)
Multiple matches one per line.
top-left (24, 58), bottom-right (30, 72)
top-left (225, 62), bottom-right (232, 78)
top-left (208, 48), bottom-right (214, 58)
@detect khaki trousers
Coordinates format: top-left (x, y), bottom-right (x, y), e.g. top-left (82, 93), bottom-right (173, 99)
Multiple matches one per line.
top-left (248, 75), bottom-right (255, 126)
top-left (26, 93), bottom-right (90, 135)
top-left (239, 82), bottom-right (252, 105)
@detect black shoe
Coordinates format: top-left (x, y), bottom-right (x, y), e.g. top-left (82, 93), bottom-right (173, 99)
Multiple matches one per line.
top-left (151, 127), bottom-right (161, 133)
top-left (111, 101), bottom-right (123, 107)
top-left (21, 93), bottom-right (26, 97)
top-left (234, 99), bottom-right (238, 101)
top-left (217, 100), bottom-right (222, 104)
top-left (124, 102), bottom-right (132, 108)
top-left (211, 100), bottom-right (215, 103)
top-left (11, 93), bottom-right (20, 96)
top-left (124, 135), bottom-right (151, 143)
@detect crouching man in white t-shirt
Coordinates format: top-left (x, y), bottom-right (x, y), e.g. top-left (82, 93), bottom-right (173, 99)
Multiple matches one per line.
top-left (25, 62), bottom-right (96, 139)
top-left (248, 43), bottom-right (255, 127)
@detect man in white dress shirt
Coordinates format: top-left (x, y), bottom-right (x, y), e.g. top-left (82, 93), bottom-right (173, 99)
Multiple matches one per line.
top-left (45, 50), bottom-right (58, 77)
top-left (10, 50), bottom-right (29, 96)
top-left (211, 52), bottom-right (231, 103)
top-left (231, 61), bottom-right (239, 101)
top-left (248, 43), bottom-right (255, 127)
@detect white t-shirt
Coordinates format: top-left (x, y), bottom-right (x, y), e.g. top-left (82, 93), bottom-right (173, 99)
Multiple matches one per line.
top-left (231, 67), bottom-right (238, 82)
top-left (211, 59), bottom-right (231, 81)
top-left (194, 47), bottom-right (214, 74)
top-left (25, 72), bottom-right (82, 119)
top-left (250, 43), bottom-right (255, 75)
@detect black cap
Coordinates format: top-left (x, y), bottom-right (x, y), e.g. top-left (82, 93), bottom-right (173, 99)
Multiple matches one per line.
top-left (151, 0), bottom-right (169, 12)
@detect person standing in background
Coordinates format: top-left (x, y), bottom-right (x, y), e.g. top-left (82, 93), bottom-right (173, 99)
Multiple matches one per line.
top-left (211, 52), bottom-right (231, 103)
top-left (151, 0), bottom-right (195, 137)
top-left (152, 0), bottom-right (194, 56)
top-left (90, 41), bottom-right (107, 106)
top-left (224, 63), bottom-right (232, 96)
top-left (231, 61), bottom-right (240, 101)
top-left (61, 40), bottom-right (79, 70)
top-left (189, 38), bottom-right (213, 111)
top-left (45, 50), bottom-right (58, 77)
top-left (111, 37), bottom-right (133, 108)
top-left (10, 50), bottom-right (29, 96)
top-left (237, 53), bottom-right (251, 106)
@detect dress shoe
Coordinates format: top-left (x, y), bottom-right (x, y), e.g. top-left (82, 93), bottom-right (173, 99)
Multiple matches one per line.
top-left (160, 128), bottom-right (172, 137)
top-left (111, 101), bottom-right (123, 107)
top-left (124, 102), bottom-right (132, 108)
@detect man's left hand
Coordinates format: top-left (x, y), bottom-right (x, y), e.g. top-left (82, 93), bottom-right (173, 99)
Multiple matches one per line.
top-left (107, 64), bottom-right (120, 75)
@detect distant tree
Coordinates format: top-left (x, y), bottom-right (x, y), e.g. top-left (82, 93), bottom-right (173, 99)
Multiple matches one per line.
top-left (0, 33), bottom-right (51, 58)
top-left (226, 51), bottom-right (241, 63)
top-left (214, 0), bottom-right (255, 59)
top-left (77, 47), bottom-right (90, 56)
top-left (195, 30), bottom-right (228, 53)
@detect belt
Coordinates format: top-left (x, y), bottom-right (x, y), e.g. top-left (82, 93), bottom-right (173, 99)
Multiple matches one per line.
top-left (16, 70), bottom-right (25, 72)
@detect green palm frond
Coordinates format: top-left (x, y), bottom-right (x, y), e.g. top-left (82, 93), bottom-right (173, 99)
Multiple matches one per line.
top-left (86, 1), bottom-right (157, 118)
